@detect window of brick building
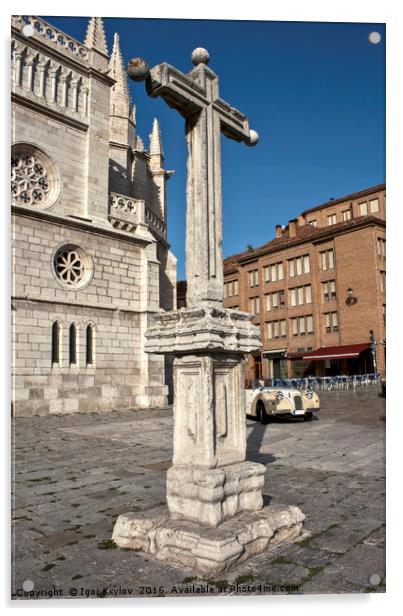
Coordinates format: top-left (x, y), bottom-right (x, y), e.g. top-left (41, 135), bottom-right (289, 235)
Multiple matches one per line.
top-left (322, 279), bottom-right (336, 302)
top-left (290, 284), bottom-right (312, 306)
top-left (264, 262), bottom-right (284, 283)
top-left (327, 213), bottom-right (337, 226)
top-left (380, 270), bottom-right (386, 293)
top-left (342, 209), bottom-right (352, 221)
top-left (377, 238), bottom-right (386, 259)
top-left (266, 290), bottom-right (286, 310)
top-left (267, 319), bottom-right (286, 340)
top-left (308, 219), bottom-right (317, 227)
top-left (289, 254), bottom-right (310, 277)
top-left (249, 296), bottom-right (260, 315)
top-left (291, 315), bottom-right (314, 336)
top-left (325, 312), bottom-right (338, 333)
top-left (248, 269), bottom-right (259, 287)
top-left (359, 201), bottom-right (368, 216)
top-left (369, 198), bottom-right (380, 213)
top-left (280, 319), bottom-right (286, 336)
top-left (224, 279), bottom-right (239, 298)
top-left (320, 249), bottom-right (334, 271)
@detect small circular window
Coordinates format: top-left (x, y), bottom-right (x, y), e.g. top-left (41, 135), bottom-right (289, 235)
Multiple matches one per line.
top-left (11, 143), bottom-right (60, 210)
top-left (53, 244), bottom-right (93, 289)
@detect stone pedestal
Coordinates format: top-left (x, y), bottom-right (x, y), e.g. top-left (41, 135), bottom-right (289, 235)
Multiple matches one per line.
top-left (112, 504), bottom-right (305, 575)
top-left (112, 307), bottom-right (305, 570)
top-left (144, 307), bottom-right (269, 529)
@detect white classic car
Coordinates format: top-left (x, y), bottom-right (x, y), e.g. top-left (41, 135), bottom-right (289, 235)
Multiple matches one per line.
top-left (245, 379), bottom-right (320, 423)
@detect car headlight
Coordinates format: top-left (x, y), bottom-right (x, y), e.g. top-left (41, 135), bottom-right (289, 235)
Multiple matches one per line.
top-left (305, 389), bottom-right (313, 399)
top-left (276, 391), bottom-right (284, 400)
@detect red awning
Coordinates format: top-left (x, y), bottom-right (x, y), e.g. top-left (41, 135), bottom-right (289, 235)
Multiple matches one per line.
top-left (302, 343), bottom-right (370, 361)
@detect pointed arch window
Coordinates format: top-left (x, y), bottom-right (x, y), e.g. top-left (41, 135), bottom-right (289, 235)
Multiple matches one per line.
top-left (51, 321), bottom-right (60, 365)
top-left (69, 323), bottom-right (77, 366)
top-left (86, 324), bottom-right (94, 365)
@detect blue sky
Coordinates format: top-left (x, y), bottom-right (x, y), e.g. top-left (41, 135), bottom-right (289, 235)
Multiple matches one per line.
top-left (44, 16), bottom-right (385, 279)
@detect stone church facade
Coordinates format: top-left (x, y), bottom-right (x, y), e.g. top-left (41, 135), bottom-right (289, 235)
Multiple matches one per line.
top-left (11, 16), bottom-right (177, 416)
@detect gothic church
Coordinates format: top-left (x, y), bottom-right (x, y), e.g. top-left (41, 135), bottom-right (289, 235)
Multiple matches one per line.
top-left (11, 16), bottom-right (177, 415)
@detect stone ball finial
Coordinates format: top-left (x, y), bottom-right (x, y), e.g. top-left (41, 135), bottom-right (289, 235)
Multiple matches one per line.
top-left (191, 47), bottom-right (210, 66)
top-left (245, 129), bottom-right (259, 147)
top-left (127, 57), bottom-right (150, 82)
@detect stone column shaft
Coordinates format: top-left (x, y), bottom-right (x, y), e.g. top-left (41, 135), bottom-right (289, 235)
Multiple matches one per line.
top-left (185, 107), bottom-right (223, 308)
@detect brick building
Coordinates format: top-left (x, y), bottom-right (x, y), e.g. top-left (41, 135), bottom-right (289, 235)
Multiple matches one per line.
top-left (223, 184), bottom-right (386, 381)
top-left (11, 16), bottom-right (177, 415)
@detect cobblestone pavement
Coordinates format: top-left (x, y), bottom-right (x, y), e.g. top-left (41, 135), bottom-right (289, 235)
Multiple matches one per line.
top-left (11, 386), bottom-right (386, 599)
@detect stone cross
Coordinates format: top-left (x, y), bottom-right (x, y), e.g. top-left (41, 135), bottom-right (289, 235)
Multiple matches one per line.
top-left (129, 48), bottom-right (258, 308)
top-left (113, 48), bottom-right (304, 571)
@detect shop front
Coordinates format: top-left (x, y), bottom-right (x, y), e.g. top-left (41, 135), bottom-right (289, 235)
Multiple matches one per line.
top-left (262, 349), bottom-right (288, 379)
top-left (301, 343), bottom-right (372, 376)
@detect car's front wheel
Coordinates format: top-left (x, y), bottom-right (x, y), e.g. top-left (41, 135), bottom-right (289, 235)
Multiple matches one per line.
top-left (257, 401), bottom-right (269, 425)
top-left (304, 412), bottom-right (313, 421)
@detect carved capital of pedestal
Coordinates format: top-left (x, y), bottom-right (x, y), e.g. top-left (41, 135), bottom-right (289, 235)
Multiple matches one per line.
top-left (145, 307), bottom-right (261, 355)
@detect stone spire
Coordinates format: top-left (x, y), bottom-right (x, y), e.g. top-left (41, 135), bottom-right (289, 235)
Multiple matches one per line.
top-left (136, 135), bottom-right (145, 152)
top-left (149, 118), bottom-right (164, 158)
top-left (109, 33), bottom-right (132, 118)
top-left (84, 17), bottom-right (108, 56)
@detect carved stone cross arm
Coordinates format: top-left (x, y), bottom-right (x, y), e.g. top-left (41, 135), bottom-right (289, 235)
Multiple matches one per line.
top-left (145, 61), bottom-right (253, 144)
top-left (128, 49), bottom-right (258, 307)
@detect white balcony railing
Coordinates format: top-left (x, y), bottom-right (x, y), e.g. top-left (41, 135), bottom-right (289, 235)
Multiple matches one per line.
top-left (108, 192), bottom-right (167, 240)
top-left (11, 16), bottom-right (89, 62)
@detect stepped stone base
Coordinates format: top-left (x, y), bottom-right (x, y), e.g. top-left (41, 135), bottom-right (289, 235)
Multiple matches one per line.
top-left (112, 504), bottom-right (305, 575)
top-left (167, 461), bottom-right (266, 528)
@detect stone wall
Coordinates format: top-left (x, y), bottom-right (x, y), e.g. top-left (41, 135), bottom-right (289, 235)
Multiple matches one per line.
top-left (11, 213), bottom-right (167, 415)
top-left (12, 300), bottom-right (140, 415)
top-left (12, 104), bottom-right (87, 220)
top-left (11, 16), bottom-right (175, 416)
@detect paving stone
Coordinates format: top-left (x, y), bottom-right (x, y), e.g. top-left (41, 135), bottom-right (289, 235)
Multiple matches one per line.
top-left (12, 387), bottom-right (385, 598)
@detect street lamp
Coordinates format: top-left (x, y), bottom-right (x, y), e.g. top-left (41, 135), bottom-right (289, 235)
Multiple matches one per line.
top-left (345, 287), bottom-right (357, 306)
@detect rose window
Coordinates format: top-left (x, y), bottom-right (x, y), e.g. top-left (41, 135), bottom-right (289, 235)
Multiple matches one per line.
top-left (53, 244), bottom-right (93, 289)
top-left (11, 144), bottom-right (59, 209)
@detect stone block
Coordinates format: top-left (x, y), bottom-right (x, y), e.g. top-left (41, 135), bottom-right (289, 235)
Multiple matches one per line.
top-left (169, 353), bottom-right (249, 468)
top-left (112, 504), bottom-right (305, 575)
top-left (166, 461), bottom-right (265, 528)
top-left (63, 399), bottom-right (79, 413)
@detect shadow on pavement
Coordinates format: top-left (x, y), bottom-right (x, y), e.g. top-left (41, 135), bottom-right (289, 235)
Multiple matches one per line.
top-left (246, 419), bottom-right (276, 466)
